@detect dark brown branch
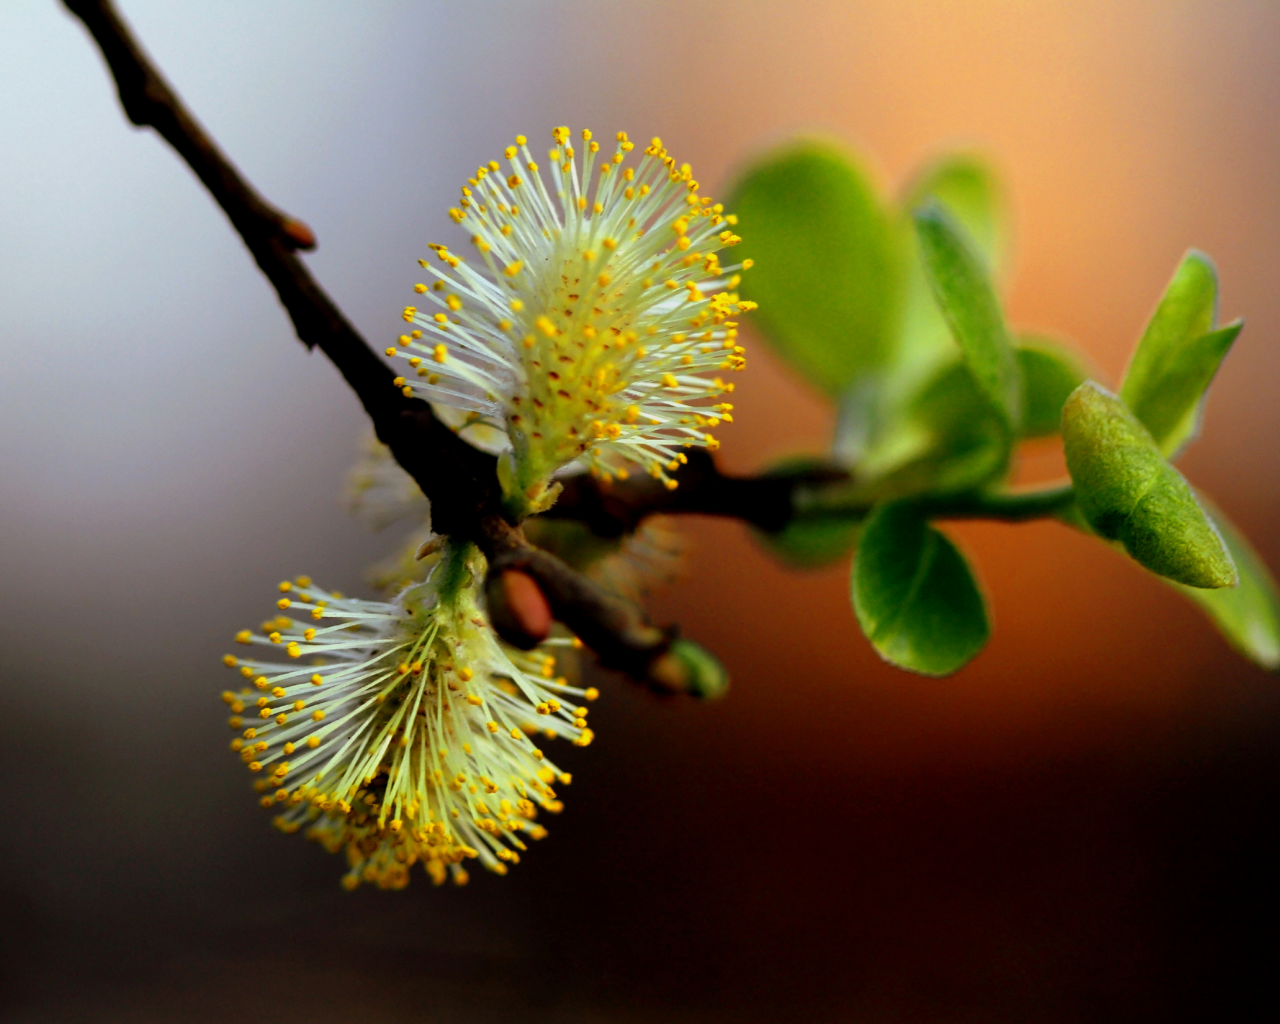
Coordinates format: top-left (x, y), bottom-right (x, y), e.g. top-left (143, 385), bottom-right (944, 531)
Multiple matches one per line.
top-left (67, 0), bottom-right (860, 694)
top-left (548, 448), bottom-right (850, 536)
top-left (63, 0), bottom-right (504, 538)
top-left (64, 0), bottom-right (703, 686)
top-left (65, 0), bottom-right (306, 256)
top-left (479, 516), bottom-right (679, 685)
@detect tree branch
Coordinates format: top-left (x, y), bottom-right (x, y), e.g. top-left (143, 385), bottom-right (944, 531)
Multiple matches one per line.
top-left (548, 448), bottom-right (850, 536)
top-left (64, 0), bottom-right (508, 538)
top-left (478, 516), bottom-right (672, 677)
top-left (63, 0), bottom-right (708, 688)
top-left (66, 0), bottom-right (1073, 694)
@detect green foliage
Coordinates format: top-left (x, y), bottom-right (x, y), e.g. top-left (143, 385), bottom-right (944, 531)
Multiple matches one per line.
top-left (664, 639), bottom-right (730, 699)
top-left (730, 140), bottom-right (906, 397)
top-left (751, 456), bottom-right (862, 568)
top-left (889, 154), bottom-right (1011, 405)
top-left (852, 502), bottom-right (990, 675)
top-left (1120, 251), bottom-right (1215, 444)
top-left (903, 153), bottom-right (1009, 274)
top-left (721, 138), bottom-right (1273, 674)
top-left (1015, 335), bottom-right (1087, 438)
top-left (853, 155), bottom-right (1010, 463)
top-left (831, 155), bottom-right (1015, 497)
top-left (1120, 251), bottom-right (1240, 457)
top-left (913, 203), bottom-right (1022, 432)
top-left (1061, 381), bottom-right (1236, 589)
top-left (852, 359), bottom-right (1008, 499)
top-left (1172, 495), bottom-right (1280, 669)
top-left (1129, 321), bottom-right (1242, 458)
top-left (756, 513), bottom-right (861, 569)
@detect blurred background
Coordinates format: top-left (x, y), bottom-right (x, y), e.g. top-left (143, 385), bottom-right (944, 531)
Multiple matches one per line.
top-left (2, 1), bottom-right (1279, 1020)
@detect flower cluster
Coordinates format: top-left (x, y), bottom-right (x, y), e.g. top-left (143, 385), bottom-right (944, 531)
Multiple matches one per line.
top-left (221, 542), bottom-right (596, 889)
top-left (386, 127), bottom-right (754, 514)
top-left (218, 125), bottom-right (750, 890)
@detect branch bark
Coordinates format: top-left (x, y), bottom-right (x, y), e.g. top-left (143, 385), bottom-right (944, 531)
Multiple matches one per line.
top-left (67, 0), bottom-right (513, 538)
top-left (548, 448), bottom-right (850, 536)
top-left (63, 0), bottom-right (702, 686)
top-left (479, 516), bottom-right (672, 679)
top-left (63, 0), bottom-right (1071, 686)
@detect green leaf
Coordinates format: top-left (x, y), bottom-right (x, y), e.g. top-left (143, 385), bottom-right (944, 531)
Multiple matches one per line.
top-left (851, 502), bottom-right (990, 676)
top-left (1119, 250), bottom-right (1233, 457)
top-left (913, 202), bottom-right (1022, 432)
top-left (664, 639), bottom-right (730, 700)
top-left (755, 514), bottom-right (861, 569)
top-left (730, 140), bottom-right (906, 396)
top-left (1016, 335), bottom-right (1088, 438)
top-left (892, 155), bottom-right (1010, 392)
top-left (849, 359), bottom-right (1010, 499)
top-left (1129, 321), bottom-right (1241, 458)
top-left (833, 153), bottom-right (1009, 471)
top-left (1062, 381), bottom-right (1236, 589)
top-left (903, 154), bottom-right (1009, 276)
top-left (1171, 495), bottom-right (1280, 670)
top-left (1058, 490), bottom-right (1279, 671)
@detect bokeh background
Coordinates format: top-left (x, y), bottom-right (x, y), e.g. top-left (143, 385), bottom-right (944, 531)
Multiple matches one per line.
top-left (2, 1), bottom-right (1279, 1020)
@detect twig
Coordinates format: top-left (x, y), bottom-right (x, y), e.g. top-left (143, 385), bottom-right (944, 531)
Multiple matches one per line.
top-left (479, 516), bottom-right (672, 677)
top-left (63, 0), bottom-right (505, 538)
top-left (548, 448), bottom-right (850, 536)
top-left (62, 0), bottom-right (696, 686)
top-left (64, 0), bottom-right (1073, 692)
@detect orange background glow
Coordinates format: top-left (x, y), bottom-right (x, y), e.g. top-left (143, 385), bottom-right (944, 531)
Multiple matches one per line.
top-left (650, 0), bottom-right (1280, 762)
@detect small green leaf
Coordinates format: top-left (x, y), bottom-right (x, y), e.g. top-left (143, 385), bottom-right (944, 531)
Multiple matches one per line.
top-left (1130, 321), bottom-right (1241, 458)
top-left (730, 140), bottom-right (906, 396)
top-left (1059, 490), bottom-right (1279, 671)
top-left (755, 513), bottom-right (861, 569)
top-left (1015, 335), bottom-right (1088, 438)
top-left (1171, 495), bottom-right (1280, 670)
top-left (1120, 250), bottom-right (1233, 457)
top-left (903, 154), bottom-right (1009, 276)
top-left (1062, 381), bottom-right (1236, 589)
top-left (833, 153), bottom-right (1010, 472)
top-left (892, 155), bottom-right (1010, 392)
top-left (664, 639), bottom-right (730, 700)
top-left (852, 502), bottom-right (990, 676)
top-left (850, 359), bottom-right (1010, 499)
top-left (913, 203), bottom-right (1021, 431)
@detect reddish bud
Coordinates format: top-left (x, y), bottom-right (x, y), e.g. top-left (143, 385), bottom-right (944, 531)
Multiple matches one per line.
top-left (487, 569), bottom-right (551, 649)
top-left (281, 218), bottom-right (316, 251)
